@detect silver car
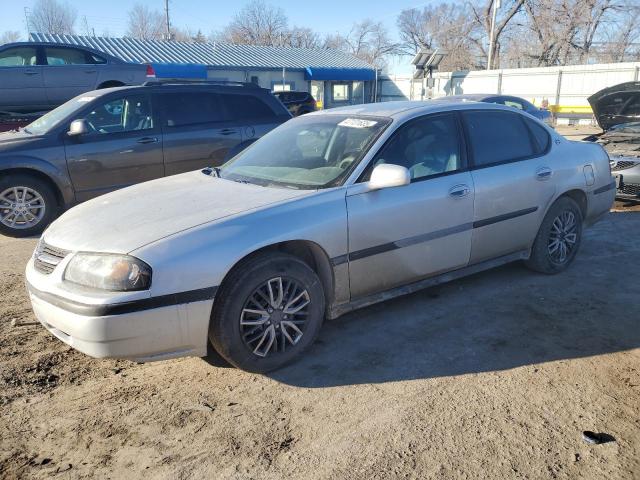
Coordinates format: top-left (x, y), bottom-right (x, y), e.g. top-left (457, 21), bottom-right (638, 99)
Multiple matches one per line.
top-left (25, 101), bottom-right (615, 372)
top-left (0, 42), bottom-right (150, 113)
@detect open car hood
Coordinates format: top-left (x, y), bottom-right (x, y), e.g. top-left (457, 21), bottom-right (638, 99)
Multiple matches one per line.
top-left (588, 81), bottom-right (640, 130)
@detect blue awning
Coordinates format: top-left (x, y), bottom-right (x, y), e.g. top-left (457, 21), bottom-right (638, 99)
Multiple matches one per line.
top-left (304, 67), bottom-right (375, 81)
top-left (151, 63), bottom-right (207, 79)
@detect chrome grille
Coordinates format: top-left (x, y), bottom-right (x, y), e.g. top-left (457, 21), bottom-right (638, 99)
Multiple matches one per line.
top-left (33, 240), bottom-right (70, 275)
top-left (612, 160), bottom-right (638, 171)
top-left (620, 183), bottom-right (640, 196)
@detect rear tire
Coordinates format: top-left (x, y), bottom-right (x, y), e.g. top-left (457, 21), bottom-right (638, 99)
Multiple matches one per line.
top-left (209, 252), bottom-right (325, 373)
top-left (0, 174), bottom-right (58, 237)
top-left (525, 196), bottom-right (583, 274)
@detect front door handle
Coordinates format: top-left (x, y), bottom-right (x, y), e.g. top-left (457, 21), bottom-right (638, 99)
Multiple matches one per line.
top-left (136, 137), bottom-right (158, 144)
top-left (448, 184), bottom-right (471, 198)
top-left (84, 69), bottom-right (97, 74)
top-left (219, 128), bottom-right (237, 136)
top-left (24, 70), bottom-right (39, 75)
top-left (536, 167), bottom-right (552, 180)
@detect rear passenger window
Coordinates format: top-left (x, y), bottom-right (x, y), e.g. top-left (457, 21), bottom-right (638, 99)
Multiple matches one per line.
top-left (162, 92), bottom-right (225, 127)
top-left (222, 94), bottom-right (276, 121)
top-left (523, 116), bottom-right (550, 153)
top-left (463, 111), bottom-right (535, 166)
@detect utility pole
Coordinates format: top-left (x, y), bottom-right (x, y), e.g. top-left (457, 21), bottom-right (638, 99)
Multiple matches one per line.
top-left (164, 0), bottom-right (172, 40)
top-left (487, 0), bottom-right (500, 70)
top-left (23, 7), bottom-right (31, 35)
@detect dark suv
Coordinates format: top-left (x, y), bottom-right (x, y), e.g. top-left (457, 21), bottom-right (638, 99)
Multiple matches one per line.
top-left (273, 91), bottom-right (317, 116)
top-left (0, 81), bottom-right (291, 237)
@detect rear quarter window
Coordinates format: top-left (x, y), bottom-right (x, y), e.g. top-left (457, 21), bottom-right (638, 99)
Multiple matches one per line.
top-left (222, 94), bottom-right (278, 121)
top-left (522, 116), bottom-right (550, 153)
top-left (463, 110), bottom-right (537, 167)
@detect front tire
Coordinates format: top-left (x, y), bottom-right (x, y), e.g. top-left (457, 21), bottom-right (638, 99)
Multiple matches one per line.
top-left (0, 175), bottom-right (58, 237)
top-left (209, 252), bottom-right (325, 373)
top-left (525, 196), bottom-right (583, 274)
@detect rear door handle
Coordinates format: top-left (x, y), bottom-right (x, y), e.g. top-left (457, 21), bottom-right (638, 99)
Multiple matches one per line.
top-left (536, 167), bottom-right (552, 180)
top-left (24, 70), bottom-right (39, 75)
top-left (84, 69), bottom-right (97, 73)
top-left (136, 137), bottom-right (158, 144)
top-left (219, 128), bottom-right (237, 136)
top-left (448, 184), bottom-right (471, 198)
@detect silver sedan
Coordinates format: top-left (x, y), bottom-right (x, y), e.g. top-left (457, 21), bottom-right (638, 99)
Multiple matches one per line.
top-left (25, 100), bottom-right (615, 372)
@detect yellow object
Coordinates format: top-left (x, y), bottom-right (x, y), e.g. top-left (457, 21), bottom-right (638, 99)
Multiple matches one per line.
top-left (549, 105), bottom-right (593, 114)
top-left (316, 100), bottom-right (323, 109)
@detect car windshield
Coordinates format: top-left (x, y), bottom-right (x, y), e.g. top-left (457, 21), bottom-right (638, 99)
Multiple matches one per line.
top-left (25, 94), bottom-right (100, 135)
top-left (220, 114), bottom-right (391, 189)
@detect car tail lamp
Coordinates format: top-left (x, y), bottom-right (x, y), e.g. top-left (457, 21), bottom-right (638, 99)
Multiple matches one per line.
top-left (146, 64), bottom-right (156, 78)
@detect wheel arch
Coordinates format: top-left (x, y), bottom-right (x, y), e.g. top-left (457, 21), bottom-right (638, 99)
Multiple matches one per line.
top-left (557, 188), bottom-right (588, 219)
top-left (0, 166), bottom-right (68, 208)
top-left (216, 239), bottom-right (336, 310)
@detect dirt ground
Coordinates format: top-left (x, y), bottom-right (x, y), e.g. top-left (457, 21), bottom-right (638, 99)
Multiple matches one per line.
top-left (1, 126), bottom-right (639, 478)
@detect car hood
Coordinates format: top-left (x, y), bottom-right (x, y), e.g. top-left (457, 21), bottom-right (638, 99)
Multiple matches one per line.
top-left (0, 130), bottom-right (44, 152)
top-left (588, 81), bottom-right (640, 130)
top-left (43, 170), bottom-right (311, 253)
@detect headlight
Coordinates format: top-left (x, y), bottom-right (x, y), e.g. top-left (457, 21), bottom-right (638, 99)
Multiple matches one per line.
top-left (64, 253), bottom-right (152, 291)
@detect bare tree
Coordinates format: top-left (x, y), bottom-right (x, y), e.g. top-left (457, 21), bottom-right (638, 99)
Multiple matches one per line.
top-left (29, 0), bottom-right (77, 35)
top-left (397, 4), bottom-right (482, 70)
top-left (126, 4), bottom-right (165, 41)
top-left (1, 31), bottom-right (22, 44)
top-left (287, 27), bottom-right (321, 49)
top-left (219, 0), bottom-right (289, 46)
top-left (330, 20), bottom-right (399, 67)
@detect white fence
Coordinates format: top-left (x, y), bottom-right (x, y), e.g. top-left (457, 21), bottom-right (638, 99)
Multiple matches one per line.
top-left (379, 62), bottom-right (640, 115)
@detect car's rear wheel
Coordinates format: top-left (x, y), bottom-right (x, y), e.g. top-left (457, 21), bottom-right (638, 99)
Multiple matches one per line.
top-left (209, 252), bottom-right (325, 372)
top-left (525, 196), bottom-right (583, 274)
top-left (0, 175), bottom-right (58, 237)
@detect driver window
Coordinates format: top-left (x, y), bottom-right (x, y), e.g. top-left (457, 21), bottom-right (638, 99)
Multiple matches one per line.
top-left (367, 113), bottom-right (462, 181)
top-left (84, 96), bottom-right (153, 134)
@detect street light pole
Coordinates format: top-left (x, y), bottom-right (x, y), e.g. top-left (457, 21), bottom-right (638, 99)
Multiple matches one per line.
top-left (487, 0), bottom-right (500, 70)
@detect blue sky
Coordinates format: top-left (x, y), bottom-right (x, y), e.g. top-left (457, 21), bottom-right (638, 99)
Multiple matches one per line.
top-left (1, 0), bottom-right (429, 40)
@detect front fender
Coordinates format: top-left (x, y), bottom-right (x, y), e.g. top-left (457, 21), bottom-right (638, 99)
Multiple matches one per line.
top-left (0, 155), bottom-right (75, 206)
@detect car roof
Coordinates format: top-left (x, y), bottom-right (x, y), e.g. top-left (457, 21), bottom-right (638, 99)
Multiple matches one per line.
top-left (307, 98), bottom-right (519, 119)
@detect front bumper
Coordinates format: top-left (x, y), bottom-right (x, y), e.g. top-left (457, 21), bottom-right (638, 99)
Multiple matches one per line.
top-left (26, 257), bottom-right (214, 362)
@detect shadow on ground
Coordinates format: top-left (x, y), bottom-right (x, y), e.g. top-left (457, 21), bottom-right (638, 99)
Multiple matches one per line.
top-left (266, 212), bottom-right (639, 387)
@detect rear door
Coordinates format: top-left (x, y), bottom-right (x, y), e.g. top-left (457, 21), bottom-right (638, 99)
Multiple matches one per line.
top-left (158, 90), bottom-right (242, 174)
top-left (462, 109), bottom-right (556, 263)
top-left (65, 93), bottom-right (164, 201)
top-left (0, 46), bottom-right (46, 111)
top-left (346, 112), bottom-right (474, 298)
top-left (43, 46), bottom-right (99, 107)
top-left (220, 91), bottom-right (289, 142)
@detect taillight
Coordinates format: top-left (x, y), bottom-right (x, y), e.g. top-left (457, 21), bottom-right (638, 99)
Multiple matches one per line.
top-left (145, 64), bottom-right (156, 78)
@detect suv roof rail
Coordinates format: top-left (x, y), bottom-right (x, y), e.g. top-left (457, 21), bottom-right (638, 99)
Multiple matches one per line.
top-left (142, 79), bottom-right (261, 88)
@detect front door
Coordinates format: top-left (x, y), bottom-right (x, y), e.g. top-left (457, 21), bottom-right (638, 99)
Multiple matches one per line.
top-left (43, 46), bottom-right (98, 107)
top-left (461, 109), bottom-right (557, 263)
top-left (346, 112), bottom-right (474, 299)
top-left (65, 93), bottom-right (164, 202)
top-left (158, 91), bottom-right (242, 174)
top-left (0, 46), bottom-right (46, 111)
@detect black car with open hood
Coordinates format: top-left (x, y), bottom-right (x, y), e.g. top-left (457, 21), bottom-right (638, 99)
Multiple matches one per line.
top-left (588, 81), bottom-right (640, 131)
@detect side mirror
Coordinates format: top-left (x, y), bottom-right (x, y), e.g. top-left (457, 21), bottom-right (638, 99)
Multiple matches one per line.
top-left (368, 164), bottom-right (410, 190)
top-left (67, 119), bottom-right (89, 136)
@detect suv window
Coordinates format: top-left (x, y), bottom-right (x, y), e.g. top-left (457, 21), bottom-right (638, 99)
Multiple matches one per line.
top-left (84, 95), bottom-right (153, 134)
top-left (368, 113), bottom-right (462, 181)
top-left (463, 111), bottom-right (536, 166)
top-left (162, 92), bottom-right (225, 127)
top-left (222, 94), bottom-right (276, 121)
top-left (0, 47), bottom-right (38, 66)
top-left (45, 47), bottom-right (89, 65)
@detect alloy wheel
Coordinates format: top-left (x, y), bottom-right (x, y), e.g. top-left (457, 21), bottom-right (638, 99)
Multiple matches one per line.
top-left (0, 186), bottom-right (46, 230)
top-left (239, 276), bottom-right (310, 358)
top-left (548, 210), bottom-right (577, 264)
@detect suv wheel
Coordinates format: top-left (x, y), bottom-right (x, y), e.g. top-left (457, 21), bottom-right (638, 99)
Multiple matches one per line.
top-left (209, 252), bottom-right (325, 373)
top-left (525, 196), bottom-right (583, 274)
top-left (0, 175), bottom-right (58, 237)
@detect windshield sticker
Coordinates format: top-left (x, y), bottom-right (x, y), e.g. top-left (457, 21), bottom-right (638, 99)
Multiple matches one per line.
top-left (338, 118), bottom-right (378, 128)
top-left (77, 96), bottom-right (95, 102)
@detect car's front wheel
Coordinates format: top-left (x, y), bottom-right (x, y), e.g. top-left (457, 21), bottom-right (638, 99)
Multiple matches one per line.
top-left (209, 252), bottom-right (325, 372)
top-left (0, 175), bottom-right (58, 237)
top-left (525, 196), bottom-right (583, 274)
